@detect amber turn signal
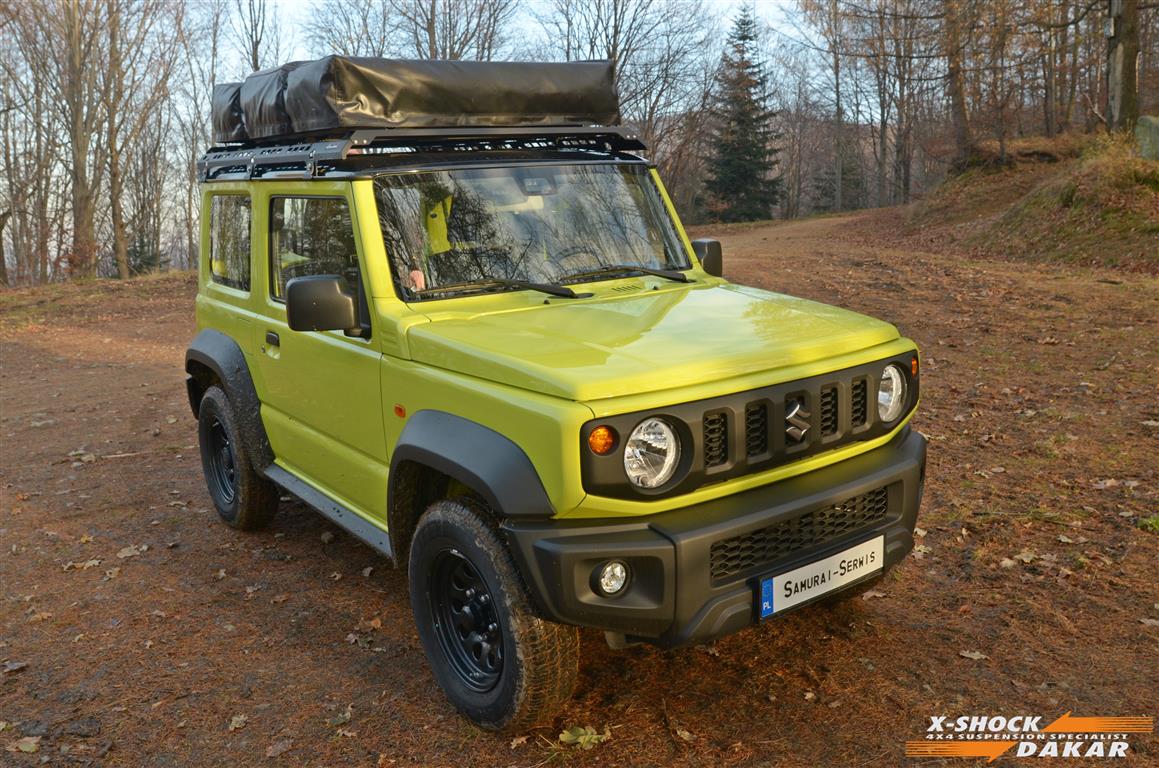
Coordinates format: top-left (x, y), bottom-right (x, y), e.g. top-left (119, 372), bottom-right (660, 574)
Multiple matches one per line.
top-left (587, 425), bottom-right (617, 455)
top-left (911, 356), bottom-right (919, 376)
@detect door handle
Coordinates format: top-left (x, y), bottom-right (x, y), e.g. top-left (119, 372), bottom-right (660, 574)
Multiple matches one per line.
top-left (265, 331), bottom-right (280, 347)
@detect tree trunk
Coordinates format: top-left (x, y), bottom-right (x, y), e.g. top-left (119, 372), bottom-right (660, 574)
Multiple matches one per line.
top-left (1107, 0), bottom-right (1140, 131)
top-left (107, 0), bottom-right (131, 279)
top-left (0, 209), bottom-right (10, 287)
top-left (944, 0), bottom-right (975, 167)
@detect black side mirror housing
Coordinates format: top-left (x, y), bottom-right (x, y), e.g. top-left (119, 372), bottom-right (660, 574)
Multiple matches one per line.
top-left (692, 239), bottom-right (723, 277)
top-left (285, 275), bottom-right (360, 335)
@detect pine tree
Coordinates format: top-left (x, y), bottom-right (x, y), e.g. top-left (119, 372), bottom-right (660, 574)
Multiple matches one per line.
top-left (706, 7), bottom-right (782, 222)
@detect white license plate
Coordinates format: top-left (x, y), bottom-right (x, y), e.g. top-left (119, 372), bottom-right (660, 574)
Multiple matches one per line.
top-left (758, 536), bottom-right (884, 618)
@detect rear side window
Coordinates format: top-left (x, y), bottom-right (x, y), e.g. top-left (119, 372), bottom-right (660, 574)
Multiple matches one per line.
top-left (269, 197), bottom-right (359, 300)
top-left (209, 195), bottom-right (252, 291)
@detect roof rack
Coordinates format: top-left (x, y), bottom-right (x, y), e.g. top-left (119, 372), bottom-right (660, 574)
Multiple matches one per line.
top-left (197, 126), bottom-right (647, 182)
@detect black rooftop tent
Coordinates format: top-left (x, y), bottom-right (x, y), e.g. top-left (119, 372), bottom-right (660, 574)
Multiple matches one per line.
top-left (211, 57), bottom-right (620, 144)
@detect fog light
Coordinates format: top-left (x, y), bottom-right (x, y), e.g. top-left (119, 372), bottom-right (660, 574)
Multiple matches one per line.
top-left (595, 560), bottom-right (630, 596)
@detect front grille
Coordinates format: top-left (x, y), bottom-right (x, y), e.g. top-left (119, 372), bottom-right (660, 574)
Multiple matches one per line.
top-left (703, 413), bottom-right (728, 467)
top-left (851, 380), bottom-right (868, 427)
top-left (745, 403), bottom-right (768, 456)
top-left (820, 387), bottom-right (838, 436)
top-left (709, 486), bottom-right (890, 581)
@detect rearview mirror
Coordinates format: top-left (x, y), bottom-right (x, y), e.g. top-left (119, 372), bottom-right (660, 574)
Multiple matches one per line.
top-left (692, 239), bottom-right (723, 277)
top-left (285, 275), bottom-right (359, 335)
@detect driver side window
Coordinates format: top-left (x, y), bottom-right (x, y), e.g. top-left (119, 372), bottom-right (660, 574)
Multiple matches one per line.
top-left (269, 196), bottom-right (359, 301)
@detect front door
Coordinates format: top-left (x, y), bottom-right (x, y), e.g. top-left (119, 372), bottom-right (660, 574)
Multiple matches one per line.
top-left (250, 183), bottom-right (388, 519)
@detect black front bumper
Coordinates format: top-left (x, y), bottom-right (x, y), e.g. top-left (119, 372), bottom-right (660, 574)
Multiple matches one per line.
top-left (502, 427), bottom-right (926, 648)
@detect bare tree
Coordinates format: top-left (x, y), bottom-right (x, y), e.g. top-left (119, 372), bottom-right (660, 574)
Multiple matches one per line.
top-left (231, 0), bottom-right (285, 73)
top-left (1107, 0), bottom-right (1140, 130)
top-left (386, 0), bottom-right (517, 60)
top-left (104, 0), bottom-right (183, 279)
top-left (304, 0), bottom-right (393, 57)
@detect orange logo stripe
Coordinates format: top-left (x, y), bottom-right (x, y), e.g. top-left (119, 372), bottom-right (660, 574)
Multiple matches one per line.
top-left (905, 741), bottom-right (1017, 763)
top-left (1042, 713), bottom-right (1154, 733)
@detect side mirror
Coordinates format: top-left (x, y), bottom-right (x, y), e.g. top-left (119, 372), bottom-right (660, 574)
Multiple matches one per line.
top-left (692, 239), bottom-right (723, 277)
top-left (285, 275), bottom-right (359, 335)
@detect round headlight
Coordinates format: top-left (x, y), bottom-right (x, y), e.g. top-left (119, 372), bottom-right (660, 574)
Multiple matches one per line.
top-left (595, 560), bottom-right (630, 596)
top-left (624, 417), bottom-right (680, 489)
top-left (878, 364), bottom-right (908, 422)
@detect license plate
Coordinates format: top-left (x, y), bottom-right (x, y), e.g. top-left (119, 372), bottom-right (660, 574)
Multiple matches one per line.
top-left (758, 536), bottom-right (884, 619)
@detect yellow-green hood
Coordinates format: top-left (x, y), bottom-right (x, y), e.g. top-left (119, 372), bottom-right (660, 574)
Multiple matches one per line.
top-left (407, 283), bottom-right (901, 402)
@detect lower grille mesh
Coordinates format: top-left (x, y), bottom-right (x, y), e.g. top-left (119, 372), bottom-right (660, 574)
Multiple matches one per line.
top-left (708, 486), bottom-right (890, 581)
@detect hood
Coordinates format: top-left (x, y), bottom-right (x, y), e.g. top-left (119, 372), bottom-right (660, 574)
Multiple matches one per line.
top-left (406, 283), bottom-right (901, 401)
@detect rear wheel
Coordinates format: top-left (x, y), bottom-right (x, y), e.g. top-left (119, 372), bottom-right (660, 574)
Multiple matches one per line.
top-left (409, 499), bottom-right (579, 731)
top-left (197, 386), bottom-right (278, 530)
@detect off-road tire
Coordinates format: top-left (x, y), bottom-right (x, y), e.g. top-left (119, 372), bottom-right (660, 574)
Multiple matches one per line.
top-left (197, 386), bottom-right (278, 531)
top-left (409, 499), bottom-right (579, 731)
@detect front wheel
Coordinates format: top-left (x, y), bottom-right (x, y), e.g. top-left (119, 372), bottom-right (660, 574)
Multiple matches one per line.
top-left (408, 499), bottom-right (579, 731)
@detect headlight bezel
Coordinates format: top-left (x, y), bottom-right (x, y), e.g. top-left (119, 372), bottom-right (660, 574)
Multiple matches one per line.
top-left (877, 363), bottom-right (908, 423)
top-left (623, 416), bottom-right (682, 489)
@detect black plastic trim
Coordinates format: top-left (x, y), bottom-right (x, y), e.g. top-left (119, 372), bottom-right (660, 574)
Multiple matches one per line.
top-left (389, 410), bottom-right (554, 520)
top-left (504, 428), bottom-right (927, 647)
top-left (184, 329), bottom-right (275, 472)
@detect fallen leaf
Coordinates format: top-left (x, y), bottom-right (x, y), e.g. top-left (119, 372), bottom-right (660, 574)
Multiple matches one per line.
top-left (1014, 549), bottom-right (1037, 564)
top-left (320, 531), bottom-right (335, 544)
top-left (559, 725), bottom-right (609, 750)
top-left (1058, 535), bottom-right (1074, 544)
top-left (335, 728), bottom-right (357, 738)
top-left (229, 714), bottom-right (248, 731)
top-left (914, 527), bottom-right (927, 538)
top-left (959, 650), bottom-right (988, 660)
top-left (861, 590), bottom-right (886, 600)
top-left (327, 704), bottom-right (353, 727)
top-left (509, 735), bottom-right (529, 749)
top-left (1140, 618), bottom-right (1159, 627)
top-left (117, 544), bottom-right (145, 559)
top-left (271, 594), bottom-right (289, 604)
top-left (266, 738), bottom-right (294, 757)
top-left (7, 736), bottom-right (40, 753)
top-left (27, 611), bottom-right (52, 623)
top-left (79, 534), bottom-right (94, 544)
top-left (1000, 558), bottom-right (1017, 569)
top-left (214, 569), bottom-right (226, 580)
top-left (2, 661), bottom-right (28, 674)
top-left (361, 566), bottom-right (374, 578)
top-left (103, 567), bottom-right (120, 581)
top-left (675, 727), bottom-right (695, 742)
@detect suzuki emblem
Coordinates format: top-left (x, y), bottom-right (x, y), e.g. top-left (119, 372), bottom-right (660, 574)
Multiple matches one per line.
top-left (786, 399), bottom-right (811, 442)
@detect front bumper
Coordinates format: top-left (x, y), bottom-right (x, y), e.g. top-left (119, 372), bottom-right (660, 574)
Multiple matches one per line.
top-left (502, 427), bottom-right (926, 648)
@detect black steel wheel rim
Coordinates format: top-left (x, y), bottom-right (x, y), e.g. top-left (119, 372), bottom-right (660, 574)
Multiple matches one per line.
top-left (206, 417), bottom-right (238, 506)
top-left (429, 548), bottom-right (503, 693)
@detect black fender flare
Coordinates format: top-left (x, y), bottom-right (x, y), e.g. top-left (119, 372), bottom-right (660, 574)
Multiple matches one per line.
top-left (388, 409), bottom-right (554, 533)
top-left (185, 329), bottom-right (275, 472)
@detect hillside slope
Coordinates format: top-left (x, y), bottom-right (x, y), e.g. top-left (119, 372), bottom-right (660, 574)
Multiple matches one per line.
top-left (899, 135), bottom-right (1159, 272)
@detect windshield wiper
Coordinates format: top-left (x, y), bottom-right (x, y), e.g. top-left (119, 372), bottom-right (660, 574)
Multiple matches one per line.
top-left (414, 277), bottom-right (589, 299)
top-left (561, 264), bottom-right (691, 284)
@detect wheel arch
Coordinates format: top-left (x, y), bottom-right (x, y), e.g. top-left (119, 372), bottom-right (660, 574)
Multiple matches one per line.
top-left (185, 329), bottom-right (274, 472)
top-left (388, 410), bottom-right (554, 565)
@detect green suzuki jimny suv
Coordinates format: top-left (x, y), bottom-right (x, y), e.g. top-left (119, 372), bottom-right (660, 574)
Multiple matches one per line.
top-left (187, 57), bottom-right (925, 731)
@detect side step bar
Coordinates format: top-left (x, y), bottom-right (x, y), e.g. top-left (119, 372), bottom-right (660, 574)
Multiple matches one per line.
top-left (264, 465), bottom-right (393, 560)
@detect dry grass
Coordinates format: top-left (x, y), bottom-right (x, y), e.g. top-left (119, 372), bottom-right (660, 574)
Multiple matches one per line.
top-left (903, 134), bottom-right (1159, 272)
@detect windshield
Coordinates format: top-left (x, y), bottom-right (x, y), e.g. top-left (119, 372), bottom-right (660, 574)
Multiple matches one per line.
top-left (373, 163), bottom-right (689, 300)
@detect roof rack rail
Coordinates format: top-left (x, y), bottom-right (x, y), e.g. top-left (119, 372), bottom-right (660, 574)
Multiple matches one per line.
top-left (197, 126), bottom-right (647, 182)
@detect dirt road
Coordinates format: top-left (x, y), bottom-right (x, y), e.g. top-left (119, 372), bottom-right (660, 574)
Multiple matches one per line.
top-left (2, 214), bottom-right (1156, 766)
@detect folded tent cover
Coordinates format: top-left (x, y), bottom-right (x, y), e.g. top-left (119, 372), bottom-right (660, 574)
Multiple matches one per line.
top-left (211, 56), bottom-right (619, 143)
